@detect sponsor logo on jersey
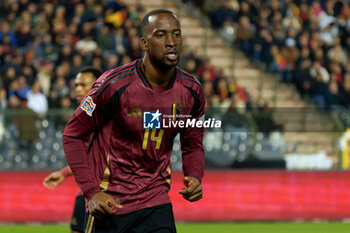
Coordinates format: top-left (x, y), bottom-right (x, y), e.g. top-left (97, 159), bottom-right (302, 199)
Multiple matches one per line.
top-left (143, 109), bottom-right (161, 129)
top-left (127, 107), bottom-right (142, 117)
top-left (81, 96), bottom-right (96, 116)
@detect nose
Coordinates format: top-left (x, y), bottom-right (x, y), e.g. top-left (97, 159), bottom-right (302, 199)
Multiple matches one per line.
top-left (165, 34), bottom-right (176, 47)
top-left (75, 86), bottom-right (82, 94)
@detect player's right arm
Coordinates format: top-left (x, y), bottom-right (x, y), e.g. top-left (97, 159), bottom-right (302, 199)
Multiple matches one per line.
top-left (63, 117), bottom-right (123, 217)
top-left (63, 71), bottom-right (125, 216)
top-left (63, 72), bottom-right (111, 199)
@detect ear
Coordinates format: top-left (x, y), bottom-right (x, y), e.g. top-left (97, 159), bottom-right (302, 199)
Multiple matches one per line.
top-left (140, 37), bottom-right (148, 52)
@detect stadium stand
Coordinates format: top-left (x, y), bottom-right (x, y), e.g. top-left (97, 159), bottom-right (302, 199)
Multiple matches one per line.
top-left (178, 0), bottom-right (348, 161)
top-left (0, 0), bottom-right (348, 170)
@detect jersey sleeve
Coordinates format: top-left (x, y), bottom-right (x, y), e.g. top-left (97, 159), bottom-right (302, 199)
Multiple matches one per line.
top-left (62, 73), bottom-right (114, 200)
top-left (180, 84), bottom-right (206, 183)
top-left (74, 78), bottom-right (114, 130)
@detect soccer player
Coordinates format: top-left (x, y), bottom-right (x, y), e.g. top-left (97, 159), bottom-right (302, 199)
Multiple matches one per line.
top-left (43, 66), bottom-right (102, 233)
top-left (63, 9), bottom-right (205, 233)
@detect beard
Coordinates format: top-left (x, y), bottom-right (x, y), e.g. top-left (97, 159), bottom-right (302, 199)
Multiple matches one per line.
top-left (149, 52), bottom-right (179, 72)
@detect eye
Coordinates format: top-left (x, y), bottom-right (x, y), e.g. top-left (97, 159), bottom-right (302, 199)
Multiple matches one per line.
top-left (174, 32), bottom-right (181, 37)
top-left (156, 33), bottom-right (164, 38)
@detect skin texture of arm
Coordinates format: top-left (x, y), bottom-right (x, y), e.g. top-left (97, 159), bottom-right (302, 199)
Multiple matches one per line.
top-left (42, 166), bottom-right (72, 189)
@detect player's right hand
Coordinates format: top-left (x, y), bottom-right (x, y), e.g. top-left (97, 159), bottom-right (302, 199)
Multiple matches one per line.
top-left (88, 192), bottom-right (123, 219)
top-left (42, 171), bottom-right (65, 189)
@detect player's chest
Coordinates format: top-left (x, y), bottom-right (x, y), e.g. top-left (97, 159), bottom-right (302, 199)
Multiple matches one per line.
top-left (114, 86), bottom-right (193, 133)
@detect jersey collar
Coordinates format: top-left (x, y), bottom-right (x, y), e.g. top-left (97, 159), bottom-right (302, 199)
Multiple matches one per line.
top-left (136, 59), bottom-right (177, 90)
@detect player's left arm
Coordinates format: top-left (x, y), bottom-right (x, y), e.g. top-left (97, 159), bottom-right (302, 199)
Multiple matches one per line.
top-left (179, 84), bottom-right (205, 202)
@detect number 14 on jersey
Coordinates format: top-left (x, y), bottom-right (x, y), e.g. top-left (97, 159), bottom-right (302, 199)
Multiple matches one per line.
top-left (142, 129), bottom-right (164, 150)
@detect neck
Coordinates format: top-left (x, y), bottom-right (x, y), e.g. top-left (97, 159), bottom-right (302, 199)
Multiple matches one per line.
top-left (142, 56), bottom-right (175, 87)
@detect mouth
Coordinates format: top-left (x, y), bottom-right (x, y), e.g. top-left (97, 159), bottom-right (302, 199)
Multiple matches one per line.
top-left (76, 95), bottom-right (82, 101)
top-left (165, 51), bottom-right (178, 61)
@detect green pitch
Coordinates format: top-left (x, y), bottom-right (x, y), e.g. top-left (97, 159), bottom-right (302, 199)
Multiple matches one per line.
top-left (0, 222), bottom-right (349, 233)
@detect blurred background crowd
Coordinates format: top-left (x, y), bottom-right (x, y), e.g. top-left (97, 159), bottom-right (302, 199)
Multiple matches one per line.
top-left (0, 0), bottom-right (251, 130)
top-left (185, 0), bottom-right (350, 110)
top-left (0, 0), bottom-right (349, 170)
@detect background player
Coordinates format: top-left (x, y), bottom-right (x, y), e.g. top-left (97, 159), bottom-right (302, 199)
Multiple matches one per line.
top-left (43, 66), bottom-right (102, 233)
top-left (63, 8), bottom-right (205, 233)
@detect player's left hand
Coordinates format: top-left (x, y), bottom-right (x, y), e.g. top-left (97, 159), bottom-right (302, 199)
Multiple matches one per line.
top-left (178, 176), bottom-right (202, 202)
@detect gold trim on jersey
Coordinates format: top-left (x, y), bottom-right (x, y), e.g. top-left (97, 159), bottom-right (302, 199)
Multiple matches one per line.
top-left (166, 166), bottom-right (172, 190)
top-left (99, 154), bottom-right (110, 191)
top-left (85, 214), bottom-right (95, 233)
top-left (166, 178), bottom-right (172, 187)
top-left (166, 165), bottom-right (172, 175)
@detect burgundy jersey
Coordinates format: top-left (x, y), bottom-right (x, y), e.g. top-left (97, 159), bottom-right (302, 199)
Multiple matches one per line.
top-left (63, 59), bottom-right (205, 215)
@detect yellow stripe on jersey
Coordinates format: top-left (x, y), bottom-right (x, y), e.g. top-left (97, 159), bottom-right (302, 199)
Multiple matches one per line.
top-left (85, 215), bottom-right (95, 233)
top-left (99, 154), bottom-right (111, 191)
top-left (167, 165), bottom-right (171, 175)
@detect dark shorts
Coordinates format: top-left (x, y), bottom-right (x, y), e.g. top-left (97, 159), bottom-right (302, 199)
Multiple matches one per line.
top-left (70, 194), bottom-right (87, 233)
top-left (85, 203), bottom-right (177, 233)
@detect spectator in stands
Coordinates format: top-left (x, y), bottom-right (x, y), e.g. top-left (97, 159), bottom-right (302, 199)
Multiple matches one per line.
top-left (294, 58), bottom-right (313, 97)
top-left (105, 53), bottom-right (120, 70)
top-left (310, 60), bottom-right (330, 84)
top-left (26, 80), bottom-right (48, 117)
top-left (267, 45), bottom-right (285, 73)
top-left (282, 9), bottom-right (302, 34)
top-left (7, 94), bottom-right (38, 149)
top-left (183, 57), bottom-right (198, 77)
top-left (215, 77), bottom-right (233, 102)
top-left (76, 35), bottom-right (98, 54)
top-left (3, 67), bottom-right (17, 92)
top-left (37, 61), bottom-right (54, 96)
top-left (192, 0), bottom-right (350, 111)
top-left (55, 96), bottom-right (75, 131)
top-left (253, 27), bottom-right (273, 62)
top-left (113, 27), bottom-right (128, 55)
top-left (328, 37), bottom-right (347, 65)
top-left (198, 58), bottom-right (218, 83)
top-left (328, 61), bottom-right (343, 84)
top-left (16, 10), bottom-right (34, 47)
top-left (0, 20), bottom-right (17, 48)
top-left (97, 24), bottom-right (113, 52)
top-left (21, 64), bottom-right (36, 86)
top-left (308, 68), bottom-right (328, 109)
top-left (325, 77), bottom-right (343, 109)
top-left (71, 54), bottom-right (84, 75)
top-left (41, 33), bottom-right (59, 62)
top-left (52, 76), bottom-right (69, 99)
top-left (48, 89), bottom-right (60, 109)
top-left (16, 76), bottom-right (31, 99)
top-left (235, 15), bottom-right (255, 54)
top-left (222, 93), bottom-right (250, 129)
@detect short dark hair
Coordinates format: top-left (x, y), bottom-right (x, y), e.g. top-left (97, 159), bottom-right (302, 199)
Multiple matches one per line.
top-left (140, 9), bottom-right (178, 36)
top-left (78, 66), bottom-right (103, 80)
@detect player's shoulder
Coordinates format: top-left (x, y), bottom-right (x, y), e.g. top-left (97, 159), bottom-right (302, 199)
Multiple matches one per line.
top-left (176, 67), bottom-right (202, 87)
top-left (93, 60), bottom-right (138, 96)
top-left (99, 60), bottom-right (138, 82)
top-left (176, 67), bottom-right (203, 94)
